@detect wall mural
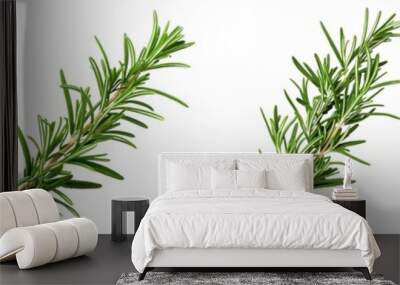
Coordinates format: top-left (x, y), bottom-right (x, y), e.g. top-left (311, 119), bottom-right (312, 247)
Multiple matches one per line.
top-left (17, 12), bottom-right (194, 215)
top-left (260, 9), bottom-right (400, 188)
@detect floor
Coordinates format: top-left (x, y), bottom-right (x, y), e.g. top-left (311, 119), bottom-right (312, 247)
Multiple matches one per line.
top-left (0, 235), bottom-right (399, 285)
top-left (0, 235), bottom-right (133, 285)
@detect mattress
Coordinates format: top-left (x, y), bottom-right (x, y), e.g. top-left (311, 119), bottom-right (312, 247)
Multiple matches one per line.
top-left (131, 189), bottom-right (380, 273)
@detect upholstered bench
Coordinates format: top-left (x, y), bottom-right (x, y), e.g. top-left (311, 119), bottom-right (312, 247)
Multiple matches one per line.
top-left (0, 189), bottom-right (98, 269)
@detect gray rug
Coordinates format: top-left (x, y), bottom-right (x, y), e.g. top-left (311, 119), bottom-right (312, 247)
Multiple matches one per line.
top-left (116, 272), bottom-right (396, 285)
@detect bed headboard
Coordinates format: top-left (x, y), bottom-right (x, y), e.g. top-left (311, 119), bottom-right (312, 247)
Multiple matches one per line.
top-left (158, 152), bottom-right (314, 195)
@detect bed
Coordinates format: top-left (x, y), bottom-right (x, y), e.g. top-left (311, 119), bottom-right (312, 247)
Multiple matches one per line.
top-left (131, 153), bottom-right (380, 280)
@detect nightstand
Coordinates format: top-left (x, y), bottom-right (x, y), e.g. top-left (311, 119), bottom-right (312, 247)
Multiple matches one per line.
top-left (332, 199), bottom-right (366, 219)
top-left (111, 197), bottom-right (149, 241)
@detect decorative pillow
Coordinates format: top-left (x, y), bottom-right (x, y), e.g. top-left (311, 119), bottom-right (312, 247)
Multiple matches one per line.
top-left (237, 159), bottom-right (309, 191)
top-left (211, 168), bottom-right (268, 190)
top-left (166, 159), bottom-right (235, 192)
top-left (211, 168), bottom-right (237, 190)
top-left (167, 162), bottom-right (211, 191)
top-left (266, 162), bottom-right (307, 191)
top-left (236, 169), bottom-right (268, 189)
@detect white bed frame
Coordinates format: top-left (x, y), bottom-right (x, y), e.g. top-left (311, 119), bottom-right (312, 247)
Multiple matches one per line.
top-left (140, 153), bottom-right (370, 280)
top-left (148, 248), bottom-right (365, 267)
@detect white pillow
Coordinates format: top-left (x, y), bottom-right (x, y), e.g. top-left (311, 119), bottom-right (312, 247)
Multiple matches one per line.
top-left (167, 163), bottom-right (211, 191)
top-left (211, 168), bottom-right (268, 190)
top-left (267, 163), bottom-right (307, 191)
top-left (236, 169), bottom-right (267, 189)
top-left (211, 168), bottom-right (236, 190)
top-left (166, 159), bottom-right (235, 192)
top-left (237, 159), bottom-right (309, 191)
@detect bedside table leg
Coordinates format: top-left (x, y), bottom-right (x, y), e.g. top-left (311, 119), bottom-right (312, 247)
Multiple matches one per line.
top-left (112, 202), bottom-right (126, 241)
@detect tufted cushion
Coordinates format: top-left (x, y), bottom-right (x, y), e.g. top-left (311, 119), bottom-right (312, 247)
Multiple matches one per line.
top-left (42, 221), bottom-right (79, 262)
top-left (65, 218), bottom-right (98, 257)
top-left (0, 189), bottom-right (59, 237)
top-left (0, 196), bottom-right (17, 237)
top-left (24, 189), bottom-right (59, 224)
top-left (1, 191), bottom-right (40, 227)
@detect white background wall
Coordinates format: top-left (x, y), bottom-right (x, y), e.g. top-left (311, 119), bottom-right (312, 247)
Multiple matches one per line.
top-left (17, 0), bottom-right (400, 233)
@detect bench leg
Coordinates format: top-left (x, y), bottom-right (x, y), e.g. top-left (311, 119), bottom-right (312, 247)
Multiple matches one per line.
top-left (354, 267), bottom-right (371, 280)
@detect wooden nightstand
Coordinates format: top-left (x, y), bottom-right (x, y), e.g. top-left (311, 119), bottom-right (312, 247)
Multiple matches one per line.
top-left (333, 199), bottom-right (366, 219)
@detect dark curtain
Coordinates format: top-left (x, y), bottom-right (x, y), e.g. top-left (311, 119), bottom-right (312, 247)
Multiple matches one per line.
top-left (0, 0), bottom-right (18, 192)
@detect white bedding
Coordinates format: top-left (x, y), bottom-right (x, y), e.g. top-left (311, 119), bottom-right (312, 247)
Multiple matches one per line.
top-left (131, 190), bottom-right (380, 273)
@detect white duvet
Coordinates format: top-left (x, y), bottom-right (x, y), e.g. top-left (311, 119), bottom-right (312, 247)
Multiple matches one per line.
top-left (131, 189), bottom-right (380, 272)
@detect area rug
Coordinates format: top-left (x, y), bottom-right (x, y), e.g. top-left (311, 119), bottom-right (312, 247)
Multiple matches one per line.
top-left (116, 272), bottom-right (396, 285)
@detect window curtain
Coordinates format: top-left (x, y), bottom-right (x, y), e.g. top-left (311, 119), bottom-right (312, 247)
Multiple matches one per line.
top-left (0, 0), bottom-right (18, 192)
